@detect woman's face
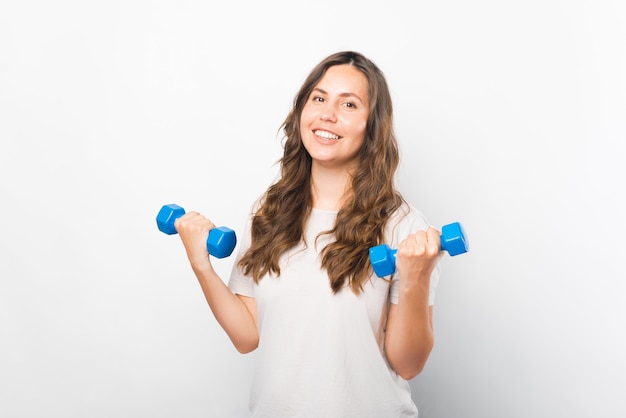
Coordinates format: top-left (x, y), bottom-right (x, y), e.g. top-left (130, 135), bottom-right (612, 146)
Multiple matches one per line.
top-left (300, 64), bottom-right (369, 171)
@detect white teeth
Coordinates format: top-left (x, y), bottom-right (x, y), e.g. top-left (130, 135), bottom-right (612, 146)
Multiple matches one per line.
top-left (314, 130), bottom-right (340, 140)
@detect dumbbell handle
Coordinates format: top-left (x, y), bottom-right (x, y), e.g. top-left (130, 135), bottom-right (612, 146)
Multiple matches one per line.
top-left (156, 203), bottom-right (237, 259)
top-left (369, 222), bottom-right (468, 277)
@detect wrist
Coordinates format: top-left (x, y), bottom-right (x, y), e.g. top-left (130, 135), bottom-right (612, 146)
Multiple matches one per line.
top-left (190, 258), bottom-right (215, 277)
top-left (398, 275), bottom-right (430, 304)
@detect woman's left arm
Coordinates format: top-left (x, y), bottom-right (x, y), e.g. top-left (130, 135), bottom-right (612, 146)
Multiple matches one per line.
top-left (384, 227), bottom-right (443, 380)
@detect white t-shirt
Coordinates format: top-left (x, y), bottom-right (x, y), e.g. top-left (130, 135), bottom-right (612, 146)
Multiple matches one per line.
top-left (228, 203), bottom-right (440, 418)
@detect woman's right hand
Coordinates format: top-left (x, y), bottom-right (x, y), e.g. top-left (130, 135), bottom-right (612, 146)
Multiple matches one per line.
top-left (174, 211), bottom-right (216, 271)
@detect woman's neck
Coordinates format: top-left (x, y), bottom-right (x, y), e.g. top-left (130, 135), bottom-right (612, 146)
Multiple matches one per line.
top-left (310, 163), bottom-right (354, 211)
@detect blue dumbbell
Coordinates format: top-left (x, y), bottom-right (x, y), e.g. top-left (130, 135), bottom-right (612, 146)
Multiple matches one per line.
top-left (156, 203), bottom-right (237, 259)
top-left (369, 222), bottom-right (469, 277)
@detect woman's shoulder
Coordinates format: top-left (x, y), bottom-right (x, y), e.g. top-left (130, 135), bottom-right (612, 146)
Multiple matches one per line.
top-left (386, 201), bottom-right (431, 245)
top-left (389, 200), bottom-right (429, 226)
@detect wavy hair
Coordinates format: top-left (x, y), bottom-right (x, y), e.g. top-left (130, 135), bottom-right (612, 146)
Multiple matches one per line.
top-left (237, 51), bottom-right (405, 294)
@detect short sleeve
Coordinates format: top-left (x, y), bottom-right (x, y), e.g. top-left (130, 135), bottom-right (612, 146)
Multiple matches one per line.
top-left (227, 198), bottom-right (261, 298)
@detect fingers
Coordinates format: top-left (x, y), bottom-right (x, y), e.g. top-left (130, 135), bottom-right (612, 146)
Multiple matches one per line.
top-left (173, 211), bottom-right (217, 267)
top-left (398, 227), bottom-right (441, 258)
top-left (174, 211), bottom-right (216, 233)
top-left (395, 227), bottom-right (442, 280)
top-left (425, 226), bottom-right (441, 252)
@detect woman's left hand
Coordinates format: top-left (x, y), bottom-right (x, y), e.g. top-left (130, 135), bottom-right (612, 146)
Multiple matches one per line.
top-left (394, 227), bottom-right (443, 287)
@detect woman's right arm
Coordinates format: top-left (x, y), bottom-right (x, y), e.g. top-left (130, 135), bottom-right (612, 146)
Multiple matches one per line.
top-left (175, 211), bottom-right (259, 353)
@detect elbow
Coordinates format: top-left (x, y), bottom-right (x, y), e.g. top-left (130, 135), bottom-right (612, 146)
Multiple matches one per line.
top-left (389, 340), bottom-right (434, 381)
top-left (233, 338), bottom-right (259, 354)
top-left (396, 362), bottom-right (426, 381)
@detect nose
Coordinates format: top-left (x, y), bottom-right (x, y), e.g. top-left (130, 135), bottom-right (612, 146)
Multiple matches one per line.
top-left (320, 103), bottom-right (337, 122)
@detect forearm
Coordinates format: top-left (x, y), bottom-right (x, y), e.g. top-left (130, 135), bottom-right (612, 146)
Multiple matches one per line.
top-left (385, 279), bottom-right (434, 380)
top-left (192, 264), bottom-right (259, 353)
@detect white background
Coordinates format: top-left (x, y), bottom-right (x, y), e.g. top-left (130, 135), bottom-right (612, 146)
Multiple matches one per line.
top-left (1, 1), bottom-right (625, 417)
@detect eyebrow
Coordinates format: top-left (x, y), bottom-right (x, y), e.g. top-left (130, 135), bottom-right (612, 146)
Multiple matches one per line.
top-left (311, 87), bottom-right (365, 104)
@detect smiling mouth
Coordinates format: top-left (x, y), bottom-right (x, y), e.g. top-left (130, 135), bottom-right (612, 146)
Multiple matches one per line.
top-left (314, 130), bottom-right (341, 141)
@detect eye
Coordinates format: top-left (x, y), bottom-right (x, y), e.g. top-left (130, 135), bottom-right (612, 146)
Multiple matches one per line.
top-left (311, 95), bottom-right (324, 103)
top-left (343, 101), bottom-right (357, 109)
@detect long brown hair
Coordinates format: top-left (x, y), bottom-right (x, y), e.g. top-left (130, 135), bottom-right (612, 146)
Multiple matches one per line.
top-left (238, 51), bottom-right (405, 294)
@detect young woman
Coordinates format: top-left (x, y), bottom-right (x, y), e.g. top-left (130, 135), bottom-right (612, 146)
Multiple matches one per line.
top-left (174, 51), bottom-right (443, 417)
